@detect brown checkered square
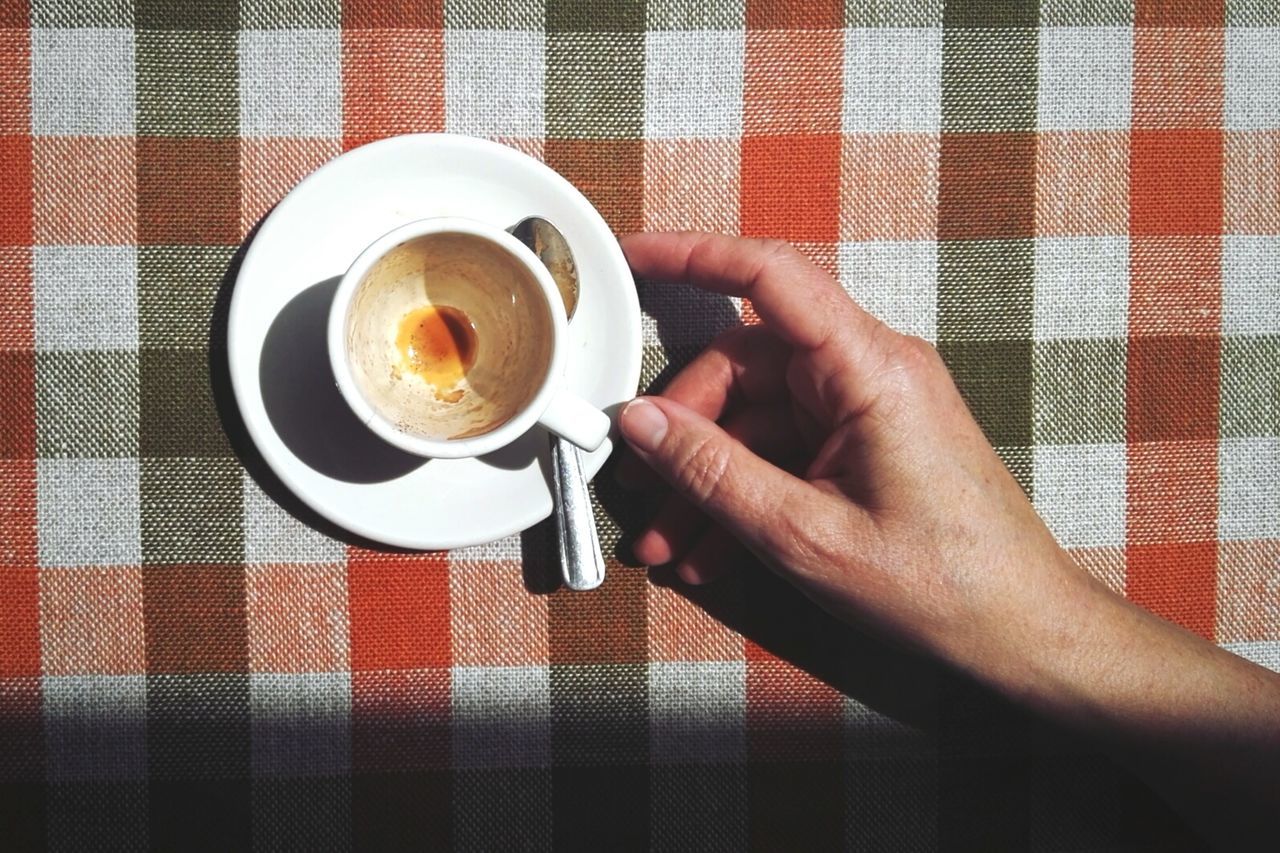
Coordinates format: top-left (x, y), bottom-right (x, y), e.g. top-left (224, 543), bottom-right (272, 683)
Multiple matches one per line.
top-left (137, 137), bottom-right (239, 246)
top-left (143, 564), bottom-right (248, 674)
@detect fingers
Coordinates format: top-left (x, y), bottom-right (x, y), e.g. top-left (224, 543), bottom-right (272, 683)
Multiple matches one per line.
top-left (619, 395), bottom-right (822, 561)
top-left (630, 406), bottom-right (805, 566)
top-left (661, 325), bottom-right (791, 421)
top-left (621, 232), bottom-right (880, 355)
top-left (615, 325), bottom-right (791, 491)
top-left (632, 494), bottom-right (701, 566)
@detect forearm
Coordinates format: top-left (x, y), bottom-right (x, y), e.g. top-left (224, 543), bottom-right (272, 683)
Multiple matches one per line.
top-left (958, 551), bottom-right (1280, 847)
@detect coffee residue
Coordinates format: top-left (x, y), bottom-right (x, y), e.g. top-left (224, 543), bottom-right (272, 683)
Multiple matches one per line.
top-left (395, 304), bottom-right (478, 402)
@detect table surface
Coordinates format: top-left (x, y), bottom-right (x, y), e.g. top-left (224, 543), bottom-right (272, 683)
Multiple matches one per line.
top-left (2, 1), bottom-right (1278, 850)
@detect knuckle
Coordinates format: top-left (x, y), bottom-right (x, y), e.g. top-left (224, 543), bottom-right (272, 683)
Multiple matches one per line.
top-left (674, 434), bottom-right (734, 507)
top-left (755, 238), bottom-right (795, 262)
top-left (897, 335), bottom-right (943, 374)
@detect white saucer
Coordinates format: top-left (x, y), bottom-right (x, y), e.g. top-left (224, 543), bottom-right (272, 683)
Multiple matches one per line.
top-left (227, 134), bottom-right (642, 550)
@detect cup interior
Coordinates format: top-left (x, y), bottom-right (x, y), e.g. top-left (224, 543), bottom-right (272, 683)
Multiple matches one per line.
top-left (341, 230), bottom-right (555, 443)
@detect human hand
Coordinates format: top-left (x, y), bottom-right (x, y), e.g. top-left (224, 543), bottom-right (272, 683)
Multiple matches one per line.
top-left (617, 231), bottom-right (1093, 670)
top-left (617, 233), bottom-right (1280, 847)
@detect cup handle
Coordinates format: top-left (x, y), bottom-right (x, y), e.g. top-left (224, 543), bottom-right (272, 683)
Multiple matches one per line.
top-left (537, 390), bottom-right (610, 452)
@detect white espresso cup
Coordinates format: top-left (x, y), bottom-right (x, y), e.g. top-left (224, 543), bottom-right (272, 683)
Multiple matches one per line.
top-left (327, 217), bottom-right (609, 459)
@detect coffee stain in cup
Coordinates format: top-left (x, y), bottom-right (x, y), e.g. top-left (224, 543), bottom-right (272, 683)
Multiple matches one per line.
top-left (395, 304), bottom-right (478, 403)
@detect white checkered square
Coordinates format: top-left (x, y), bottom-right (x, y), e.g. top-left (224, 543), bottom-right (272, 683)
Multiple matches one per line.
top-left (649, 661), bottom-right (746, 765)
top-left (838, 241), bottom-right (937, 341)
top-left (1227, 28), bottom-right (1280, 130)
top-left (842, 28), bottom-right (941, 133)
top-left (34, 246), bottom-right (137, 352)
top-left (449, 533), bottom-right (522, 565)
top-left (1034, 237), bottom-right (1129, 340)
top-left (44, 675), bottom-right (146, 781)
top-left (1033, 443), bottom-right (1126, 548)
top-left (238, 29), bottom-right (340, 137)
top-left (843, 698), bottom-right (935, 760)
top-left (1219, 437), bottom-right (1280, 540)
top-left (1038, 27), bottom-right (1132, 131)
top-left (452, 666), bottom-right (551, 769)
top-left (38, 458), bottom-right (140, 568)
top-left (32, 28), bottom-right (135, 135)
top-left (1223, 235), bottom-right (1280, 335)
top-left (445, 30), bottom-right (545, 138)
top-left (1223, 641), bottom-right (1280, 674)
top-left (644, 30), bottom-right (744, 138)
top-left (250, 672), bottom-right (351, 777)
top-left (242, 473), bottom-right (345, 564)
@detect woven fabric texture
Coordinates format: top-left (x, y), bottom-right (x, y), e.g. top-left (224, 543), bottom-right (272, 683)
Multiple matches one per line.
top-left (2, 0), bottom-right (1278, 849)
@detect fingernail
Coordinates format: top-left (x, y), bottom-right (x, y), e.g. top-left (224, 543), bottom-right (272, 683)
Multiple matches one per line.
top-left (620, 398), bottom-right (668, 453)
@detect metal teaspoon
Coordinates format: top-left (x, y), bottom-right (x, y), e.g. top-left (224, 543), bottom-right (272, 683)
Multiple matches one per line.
top-left (510, 217), bottom-right (606, 591)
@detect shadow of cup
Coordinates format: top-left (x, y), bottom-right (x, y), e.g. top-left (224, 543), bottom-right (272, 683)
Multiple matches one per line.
top-left (259, 277), bottom-right (426, 484)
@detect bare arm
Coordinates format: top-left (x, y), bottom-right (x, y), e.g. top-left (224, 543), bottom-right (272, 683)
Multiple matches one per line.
top-left (617, 231), bottom-right (1280, 849)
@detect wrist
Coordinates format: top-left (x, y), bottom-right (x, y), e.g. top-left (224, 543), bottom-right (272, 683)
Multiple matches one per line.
top-left (934, 545), bottom-right (1125, 714)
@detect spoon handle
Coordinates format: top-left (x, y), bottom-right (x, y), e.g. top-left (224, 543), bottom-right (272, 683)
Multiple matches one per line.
top-left (550, 435), bottom-right (606, 591)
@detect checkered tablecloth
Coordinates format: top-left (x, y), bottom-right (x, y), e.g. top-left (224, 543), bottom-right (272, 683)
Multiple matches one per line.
top-left (2, 1), bottom-right (1277, 849)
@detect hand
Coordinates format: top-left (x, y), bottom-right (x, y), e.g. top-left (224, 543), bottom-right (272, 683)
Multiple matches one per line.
top-left (617, 231), bottom-right (1084, 668)
top-left (618, 232), bottom-right (1280, 847)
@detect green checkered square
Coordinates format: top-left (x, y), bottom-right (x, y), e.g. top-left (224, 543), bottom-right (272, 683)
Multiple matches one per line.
top-left (141, 457), bottom-right (243, 564)
top-left (446, 0), bottom-right (545, 29)
top-left (37, 351), bottom-right (139, 458)
top-left (550, 664), bottom-right (648, 765)
top-left (1227, 0), bottom-right (1280, 26)
top-left (137, 30), bottom-right (238, 137)
top-left (138, 246), bottom-right (236, 349)
top-left (1221, 336), bottom-right (1280, 439)
top-left (137, 0), bottom-right (238, 30)
top-left (939, 339), bottom-right (1034, 448)
top-left (938, 240), bottom-right (1034, 341)
top-left (547, 0), bottom-right (645, 32)
top-left (241, 0), bottom-right (341, 29)
top-left (139, 348), bottom-right (230, 458)
top-left (1041, 0), bottom-right (1134, 25)
top-left (648, 0), bottom-right (745, 29)
top-left (941, 28), bottom-right (1038, 132)
top-left (546, 33), bottom-right (644, 139)
top-left (1034, 338), bottom-right (1127, 445)
top-left (31, 0), bottom-right (134, 27)
top-left (944, 0), bottom-right (1038, 27)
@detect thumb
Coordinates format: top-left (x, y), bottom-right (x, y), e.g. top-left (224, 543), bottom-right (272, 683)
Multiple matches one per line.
top-left (618, 396), bottom-right (818, 557)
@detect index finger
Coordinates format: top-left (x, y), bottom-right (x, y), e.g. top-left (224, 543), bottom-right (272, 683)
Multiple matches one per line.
top-left (620, 231), bottom-right (876, 352)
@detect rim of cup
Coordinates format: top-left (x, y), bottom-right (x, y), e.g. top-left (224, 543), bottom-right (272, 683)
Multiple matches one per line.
top-left (327, 216), bottom-right (569, 460)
